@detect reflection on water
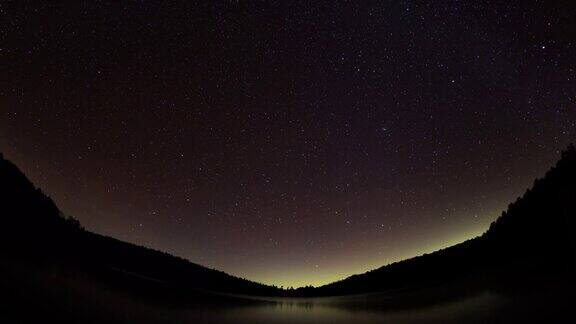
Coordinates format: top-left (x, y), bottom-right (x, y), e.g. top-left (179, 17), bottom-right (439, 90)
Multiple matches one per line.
top-left (187, 292), bottom-right (507, 324)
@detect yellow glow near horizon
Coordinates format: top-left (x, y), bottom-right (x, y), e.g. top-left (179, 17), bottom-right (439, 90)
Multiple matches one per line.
top-left (239, 221), bottom-right (491, 288)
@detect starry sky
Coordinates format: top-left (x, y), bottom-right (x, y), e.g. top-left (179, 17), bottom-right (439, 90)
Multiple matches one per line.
top-left (2, 1), bottom-right (576, 287)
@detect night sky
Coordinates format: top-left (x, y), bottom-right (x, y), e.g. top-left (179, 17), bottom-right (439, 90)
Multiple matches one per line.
top-left (2, 1), bottom-right (576, 287)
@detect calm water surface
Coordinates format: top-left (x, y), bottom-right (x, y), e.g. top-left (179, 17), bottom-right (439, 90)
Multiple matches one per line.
top-left (182, 292), bottom-right (507, 324)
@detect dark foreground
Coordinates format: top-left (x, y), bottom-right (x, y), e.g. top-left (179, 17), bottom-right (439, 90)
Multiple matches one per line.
top-left (2, 255), bottom-right (574, 324)
top-left (2, 148), bottom-right (576, 323)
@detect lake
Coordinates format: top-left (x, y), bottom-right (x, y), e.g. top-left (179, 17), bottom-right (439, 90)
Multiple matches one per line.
top-left (173, 291), bottom-right (508, 324)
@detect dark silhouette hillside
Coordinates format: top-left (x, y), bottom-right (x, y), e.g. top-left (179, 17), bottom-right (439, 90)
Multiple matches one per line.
top-left (1, 146), bottom-right (575, 302)
top-left (310, 145), bottom-right (576, 296)
top-left (0, 152), bottom-right (281, 297)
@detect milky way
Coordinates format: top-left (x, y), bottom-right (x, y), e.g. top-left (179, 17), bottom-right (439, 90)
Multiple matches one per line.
top-left (2, 1), bottom-right (576, 287)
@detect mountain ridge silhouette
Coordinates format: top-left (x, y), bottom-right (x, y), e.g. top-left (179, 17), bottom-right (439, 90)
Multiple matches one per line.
top-left (1, 146), bottom-right (575, 297)
top-left (0, 152), bottom-right (282, 296)
top-left (311, 144), bottom-right (576, 296)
